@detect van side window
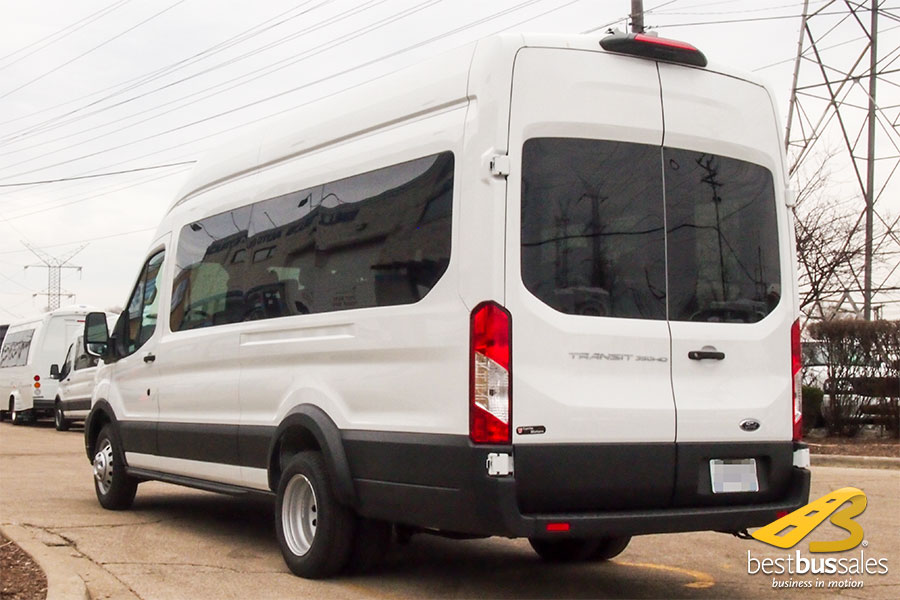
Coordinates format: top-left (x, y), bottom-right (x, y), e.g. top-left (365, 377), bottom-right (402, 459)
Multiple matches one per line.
top-left (59, 343), bottom-right (74, 379)
top-left (521, 139), bottom-right (666, 319)
top-left (664, 150), bottom-right (780, 323)
top-left (122, 251), bottom-right (166, 356)
top-left (170, 152), bottom-right (454, 331)
top-left (73, 336), bottom-right (99, 370)
top-left (0, 329), bottom-right (35, 368)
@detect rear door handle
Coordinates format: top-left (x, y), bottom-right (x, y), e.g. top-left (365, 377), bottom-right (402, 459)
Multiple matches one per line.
top-left (143, 353), bottom-right (156, 363)
top-left (688, 350), bottom-right (725, 361)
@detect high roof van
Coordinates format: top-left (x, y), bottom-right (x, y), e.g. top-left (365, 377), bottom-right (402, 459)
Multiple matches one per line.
top-left (0, 305), bottom-right (97, 424)
top-left (81, 31), bottom-right (810, 578)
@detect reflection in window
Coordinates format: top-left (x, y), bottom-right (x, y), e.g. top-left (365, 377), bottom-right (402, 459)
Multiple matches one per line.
top-left (665, 150), bottom-right (780, 323)
top-left (0, 329), bottom-right (35, 368)
top-left (171, 152), bottom-right (454, 331)
top-left (521, 138), bottom-right (666, 320)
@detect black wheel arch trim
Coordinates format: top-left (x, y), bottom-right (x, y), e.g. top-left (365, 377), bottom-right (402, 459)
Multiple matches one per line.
top-left (269, 404), bottom-right (357, 508)
top-left (84, 400), bottom-right (117, 461)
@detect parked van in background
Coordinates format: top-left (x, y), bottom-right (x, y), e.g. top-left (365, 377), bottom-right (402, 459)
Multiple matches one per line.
top-left (0, 305), bottom-right (97, 424)
top-left (82, 31), bottom-right (810, 579)
top-left (51, 334), bottom-right (102, 431)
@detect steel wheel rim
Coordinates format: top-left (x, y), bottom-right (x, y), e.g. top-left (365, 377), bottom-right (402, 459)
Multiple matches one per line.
top-left (93, 439), bottom-right (115, 495)
top-left (55, 407), bottom-right (62, 428)
top-left (282, 474), bottom-right (317, 556)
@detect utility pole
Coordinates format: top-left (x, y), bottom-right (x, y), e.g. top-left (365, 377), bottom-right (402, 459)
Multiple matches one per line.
top-left (631, 0), bottom-right (645, 33)
top-left (863, 1), bottom-right (878, 320)
top-left (23, 243), bottom-right (87, 311)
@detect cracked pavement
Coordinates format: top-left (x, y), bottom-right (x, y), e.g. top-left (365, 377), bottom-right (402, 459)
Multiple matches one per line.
top-left (2, 422), bottom-right (898, 599)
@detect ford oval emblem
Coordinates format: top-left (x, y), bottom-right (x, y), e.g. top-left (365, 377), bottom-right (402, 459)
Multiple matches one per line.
top-left (740, 419), bottom-right (761, 432)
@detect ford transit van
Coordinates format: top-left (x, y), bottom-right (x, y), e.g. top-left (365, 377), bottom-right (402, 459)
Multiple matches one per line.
top-left (1, 305), bottom-right (97, 423)
top-left (81, 31), bottom-right (810, 578)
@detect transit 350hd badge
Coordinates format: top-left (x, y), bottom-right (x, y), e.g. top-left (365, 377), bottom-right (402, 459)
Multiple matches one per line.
top-left (747, 487), bottom-right (889, 590)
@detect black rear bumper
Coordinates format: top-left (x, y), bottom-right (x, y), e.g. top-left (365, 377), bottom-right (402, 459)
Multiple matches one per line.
top-left (343, 431), bottom-right (810, 539)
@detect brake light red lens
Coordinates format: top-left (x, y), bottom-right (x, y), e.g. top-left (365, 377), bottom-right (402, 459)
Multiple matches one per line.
top-left (33, 375), bottom-right (40, 382)
top-left (599, 32), bottom-right (708, 67)
top-left (470, 302), bottom-right (511, 444)
top-left (634, 33), bottom-right (700, 52)
top-left (791, 319), bottom-right (802, 441)
top-left (546, 522), bottom-right (570, 532)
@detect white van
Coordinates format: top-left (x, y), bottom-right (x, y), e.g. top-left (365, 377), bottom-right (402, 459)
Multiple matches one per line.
top-left (82, 32), bottom-right (810, 578)
top-left (0, 305), bottom-right (97, 424)
top-left (50, 334), bottom-right (102, 431)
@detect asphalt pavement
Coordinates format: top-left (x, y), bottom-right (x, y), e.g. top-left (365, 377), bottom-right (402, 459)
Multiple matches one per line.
top-left (1, 421), bottom-right (898, 599)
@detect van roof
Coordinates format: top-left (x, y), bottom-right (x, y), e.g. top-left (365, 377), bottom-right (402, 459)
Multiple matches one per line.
top-left (168, 31), bottom-right (771, 215)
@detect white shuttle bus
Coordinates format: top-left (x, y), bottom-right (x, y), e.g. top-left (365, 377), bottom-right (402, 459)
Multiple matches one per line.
top-left (82, 32), bottom-right (810, 578)
top-left (1, 305), bottom-right (97, 423)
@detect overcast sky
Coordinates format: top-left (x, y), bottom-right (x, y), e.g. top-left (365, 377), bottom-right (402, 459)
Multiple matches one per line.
top-left (0, 0), bottom-right (896, 322)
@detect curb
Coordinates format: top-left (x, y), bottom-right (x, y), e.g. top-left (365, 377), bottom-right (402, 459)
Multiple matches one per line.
top-left (0, 524), bottom-right (90, 600)
top-left (811, 453), bottom-right (900, 470)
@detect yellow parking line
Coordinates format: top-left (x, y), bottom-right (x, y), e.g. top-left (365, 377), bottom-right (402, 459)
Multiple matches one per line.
top-left (618, 560), bottom-right (717, 589)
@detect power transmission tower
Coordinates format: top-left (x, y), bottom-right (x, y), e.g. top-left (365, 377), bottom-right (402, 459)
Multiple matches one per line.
top-left (785, 0), bottom-right (900, 320)
top-left (23, 243), bottom-right (87, 311)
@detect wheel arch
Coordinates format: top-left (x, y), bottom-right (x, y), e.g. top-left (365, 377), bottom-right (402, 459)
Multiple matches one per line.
top-left (268, 405), bottom-right (357, 509)
top-left (84, 400), bottom-right (116, 461)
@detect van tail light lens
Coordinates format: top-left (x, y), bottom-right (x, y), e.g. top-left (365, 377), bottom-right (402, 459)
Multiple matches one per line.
top-left (600, 32), bottom-right (708, 67)
top-left (33, 375), bottom-right (40, 382)
top-left (470, 302), bottom-right (511, 444)
top-left (791, 319), bottom-right (802, 441)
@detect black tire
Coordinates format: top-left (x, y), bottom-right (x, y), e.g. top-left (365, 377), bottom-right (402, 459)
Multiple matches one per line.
top-left (589, 536), bottom-right (631, 561)
top-left (93, 425), bottom-right (138, 510)
top-left (529, 538), bottom-right (599, 562)
top-left (54, 402), bottom-right (70, 431)
top-left (346, 518), bottom-right (392, 574)
top-left (275, 452), bottom-right (356, 579)
top-left (10, 401), bottom-right (25, 426)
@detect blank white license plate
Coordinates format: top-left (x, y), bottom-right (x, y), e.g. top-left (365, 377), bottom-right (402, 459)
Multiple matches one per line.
top-left (709, 459), bottom-right (759, 493)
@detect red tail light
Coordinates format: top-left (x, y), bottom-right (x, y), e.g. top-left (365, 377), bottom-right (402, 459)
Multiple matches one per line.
top-left (791, 319), bottom-right (802, 441)
top-left (470, 302), bottom-right (511, 444)
top-left (33, 375), bottom-right (40, 382)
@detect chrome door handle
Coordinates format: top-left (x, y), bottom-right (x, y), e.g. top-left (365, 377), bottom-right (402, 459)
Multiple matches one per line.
top-left (688, 350), bottom-right (725, 360)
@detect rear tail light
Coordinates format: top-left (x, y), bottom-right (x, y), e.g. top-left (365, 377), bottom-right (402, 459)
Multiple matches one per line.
top-left (470, 302), bottom-right (511, 444)
top-left (34, 374), bottom-right (40, 389)
top-left (791, 319), bottom-right (802, 441)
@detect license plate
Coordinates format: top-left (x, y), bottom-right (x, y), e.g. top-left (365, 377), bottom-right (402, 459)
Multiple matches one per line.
top-left (709, 459), bottom-right (759, 493)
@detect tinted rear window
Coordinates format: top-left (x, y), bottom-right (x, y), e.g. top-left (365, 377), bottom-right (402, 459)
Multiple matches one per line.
top-left (0, 329), bottom-right (35, 368)
top-left (521, 138), bottom-right (781, 323)
top-left (521, 139), bottom-right (666, 319)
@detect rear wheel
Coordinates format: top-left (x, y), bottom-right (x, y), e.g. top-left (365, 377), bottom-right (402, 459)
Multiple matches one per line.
top-left (275, 452), bottom-right (355, 579)
top-left (529, 536), bottom-right (631, 563)
top-left (93, 425), bottom-right (138, 510)
top-left (54, 402), bottom-right (70, 431)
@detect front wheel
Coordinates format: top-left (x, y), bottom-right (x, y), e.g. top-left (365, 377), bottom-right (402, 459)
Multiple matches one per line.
top-left (54, 402), bottom-right (70, 431)
top-left (275, 451), bottom-right (355, 579)
top-left (93, 425), bottom-right (138, 510)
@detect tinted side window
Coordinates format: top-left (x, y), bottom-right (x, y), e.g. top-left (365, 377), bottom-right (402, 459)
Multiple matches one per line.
top-left (171, 152), bottom-right (454, 331)
top-left (521, 138), bottom-right (666, 319)
top-left (59, 343), bottom-right (74, 379)
top-left (664, 149), bottom-right (780, 323)
top-left (73, 336), bottom-right (99, 370)
top-left (0, 329), bottom-right (35, 368)
top-left (122, 251), bottom-right (165, 356)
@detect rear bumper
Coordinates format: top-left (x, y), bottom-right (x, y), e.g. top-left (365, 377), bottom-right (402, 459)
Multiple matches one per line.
top-left (343, 431), bottom-right (811, 539)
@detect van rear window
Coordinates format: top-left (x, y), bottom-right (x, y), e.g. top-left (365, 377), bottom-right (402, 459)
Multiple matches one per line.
top-left (0, 329), bottom-right (35, 368)
top-left (171, 152), bottom-right (454, 331)
top-left (521, 138), bottom-right (780, 323)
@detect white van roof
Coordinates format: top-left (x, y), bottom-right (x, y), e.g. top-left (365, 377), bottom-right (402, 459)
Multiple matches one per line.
top-left (168, 31), bottom-right (775, 215)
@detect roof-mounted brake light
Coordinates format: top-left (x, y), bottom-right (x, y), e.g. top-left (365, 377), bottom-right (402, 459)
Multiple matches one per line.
top-left (600, 32), bottom-right (707, 68)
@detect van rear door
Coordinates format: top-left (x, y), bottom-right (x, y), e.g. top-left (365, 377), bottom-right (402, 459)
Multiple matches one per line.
top-left (658, 65), bottom-right (795, 504)
top-left (504, 48), bottom-right (676, 512)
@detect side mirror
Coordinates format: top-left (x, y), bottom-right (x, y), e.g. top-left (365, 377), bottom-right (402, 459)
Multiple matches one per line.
top-left (84, 312), bottom-right (110, 359)
top-left (50, 364), bottom-right (60, 379)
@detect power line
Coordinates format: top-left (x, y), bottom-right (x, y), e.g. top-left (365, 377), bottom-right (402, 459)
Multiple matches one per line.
top-left (0, 0), bottom-right (188, 101)
top-left (0, 0), bottom-right (553, 182)
top-left (0, 0), bottom-right (133, 70)
top-left (0, 0), bottom-right (340, 142)
top-left (0, 0), bottom-right (581, 211)
top-left (0, 227), bottom-right (156, 255)
top-left (0, 161), bottom-right (195, 187)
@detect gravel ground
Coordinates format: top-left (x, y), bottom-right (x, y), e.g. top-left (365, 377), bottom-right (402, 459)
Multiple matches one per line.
top-left (0, 533), bottom-right (46, 600)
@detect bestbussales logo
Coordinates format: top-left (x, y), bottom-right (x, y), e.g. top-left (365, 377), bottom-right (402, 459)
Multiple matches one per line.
top-left (746, 487), bottom-right (889, 590)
